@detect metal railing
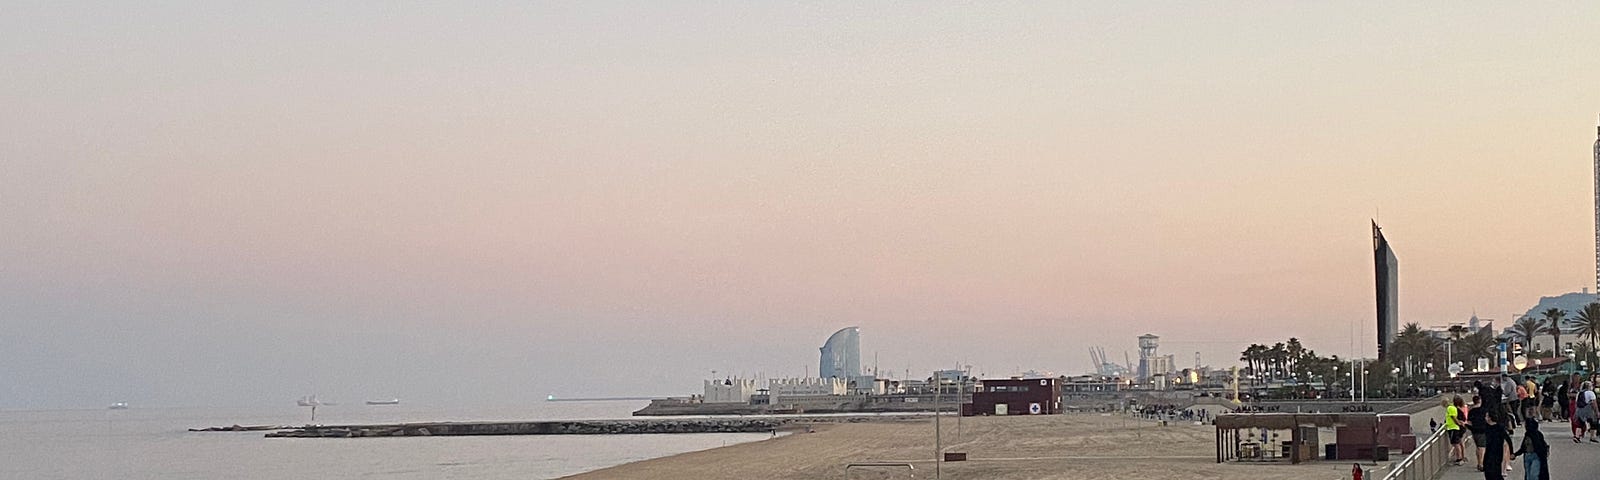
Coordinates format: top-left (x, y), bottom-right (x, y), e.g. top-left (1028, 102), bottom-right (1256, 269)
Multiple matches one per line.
top-left (845, 462), bottom-right (915, 478)
top-left (1380, 426), bottom-right (1449, 480)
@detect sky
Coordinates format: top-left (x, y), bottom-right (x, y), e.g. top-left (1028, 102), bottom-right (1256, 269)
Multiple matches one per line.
top-left (3, 2), bottom-right (1600, 409)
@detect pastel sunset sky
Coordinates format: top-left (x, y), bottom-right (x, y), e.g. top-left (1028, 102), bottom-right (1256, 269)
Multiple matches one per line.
top-left (4, 2), bottom-right (1600, 407)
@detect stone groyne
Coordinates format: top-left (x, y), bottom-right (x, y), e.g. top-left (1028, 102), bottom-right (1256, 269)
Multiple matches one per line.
top-left (265, 417), bottom-right (844, 438)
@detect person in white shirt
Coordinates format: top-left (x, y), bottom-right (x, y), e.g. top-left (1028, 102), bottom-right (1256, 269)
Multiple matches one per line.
top-left (1582, 382), bottom-right (1599, 443)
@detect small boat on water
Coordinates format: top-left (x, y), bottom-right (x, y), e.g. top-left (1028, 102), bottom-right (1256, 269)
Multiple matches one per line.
top-left (296, 395), bottom-right (321, 407)
top-left (365, 399), bottom-right (400, 405)
top-left (108, 402), bottom-right (129, 410)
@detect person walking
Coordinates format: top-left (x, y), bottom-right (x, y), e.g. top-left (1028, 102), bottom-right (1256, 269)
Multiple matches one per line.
top-left (1556, 381), bottom-right (1570, 421)
top-left (1515, 379), bottom-right (1529, 425)
top-left (1540, 379), bottom-right (1557, 421)
top-left (1469, 395), bottom-right (1488, 471)
top-left (1581, 381), bottom-right (1599, 443)
top-left (1448, 395), bottom-right (1468, 465)
top-left (1524, 376), bottom-right (1538, 420)
top-left (1511, 418), bottom-right (1550, 480)
top-left (1481, 411), bottom-right (1511, 480)
top-left (1501, 374), bottom-right (1519, 428)
top-left (1571, 382), bottom-right (1587, 442)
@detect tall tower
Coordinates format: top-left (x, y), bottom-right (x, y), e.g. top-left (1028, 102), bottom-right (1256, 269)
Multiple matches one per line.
top-left (818, 327), bottom-right (861, 380)
top-left (1373, 221), bottom-right (1399, 361)
top-left (1137, 334), bottom-right (1159, 381)
top-left (1593, 115), bottom-right (1599, 292)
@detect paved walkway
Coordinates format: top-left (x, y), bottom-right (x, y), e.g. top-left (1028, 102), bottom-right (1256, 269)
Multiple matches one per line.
top-left (1438, 430), bottom-right (1600, 480)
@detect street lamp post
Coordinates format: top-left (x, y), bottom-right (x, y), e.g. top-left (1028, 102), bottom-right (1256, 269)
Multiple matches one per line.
top-left (1348, 361), bottom-right (1356, 402)
top-left (1446, 339), bottom-right (1453, 368)
top-left (1424, 363), bottom-right (1433, 395)
top-left (1361, 365), bottom-right (1368, 403)
top-left (933, 375), bottom-right (942, 479)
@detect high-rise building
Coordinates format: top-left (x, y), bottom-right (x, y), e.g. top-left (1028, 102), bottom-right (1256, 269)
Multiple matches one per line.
top-left (1136, 334), bottom-right (1159, 381)
top-left (1593, 115), bottom-right (1599, 292)
top-left (818, 327), bottom-right (861, 380)
top-left (1374, 221), bottom-right (1399, 360)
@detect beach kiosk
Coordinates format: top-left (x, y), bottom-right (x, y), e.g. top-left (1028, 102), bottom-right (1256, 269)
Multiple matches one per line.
top-left (1214, 413), bottom-right (1381, 464)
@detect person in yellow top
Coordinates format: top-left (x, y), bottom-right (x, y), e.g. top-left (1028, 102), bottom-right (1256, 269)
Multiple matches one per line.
top-left (1446, 395), bottom-right (1467, 465)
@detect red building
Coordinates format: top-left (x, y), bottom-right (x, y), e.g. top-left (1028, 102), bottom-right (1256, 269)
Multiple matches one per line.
top-left (969, 377), bottom-right (1061, 416)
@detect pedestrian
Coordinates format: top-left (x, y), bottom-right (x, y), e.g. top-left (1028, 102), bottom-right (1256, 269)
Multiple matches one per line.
top-left (1501, 374), bottom-right (1519, 427)
top-left (1525, 376), bottom-right (1539, 419)
top-left (1582, 381), bottom-right (1599, 443)
top-left (1515, 379), bottom-right (1529, 425)
top-left (1469, 395), bottom-right (1488, 471)
top-left (1572, 383), bottom-right (1587, 443)
top-left (1540, 379), bottom-right (1557, 421)
top-left (1511, 417), bottom-right (1550, 480)
top-left (1482, 411), bottom-right (1511, 480)
top-left (1448, 395), bottom-right (1468, 465)
top-left (1557, 381), bottom-right (1570, 420)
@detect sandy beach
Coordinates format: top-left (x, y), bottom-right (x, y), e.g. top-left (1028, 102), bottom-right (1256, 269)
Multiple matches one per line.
top-left (563, 414), bottom-right (1373, 480)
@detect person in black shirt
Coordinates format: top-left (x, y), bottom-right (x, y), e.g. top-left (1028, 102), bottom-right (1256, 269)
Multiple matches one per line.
top-left (1468, 395), bottom-right (1488, 471)
top-left (1481, 412), bottom-right (1510, 480)
top-left (1557, 381), bottom-right (1570, 420)
top-left (1540, 379), bottom-right (1557, 421)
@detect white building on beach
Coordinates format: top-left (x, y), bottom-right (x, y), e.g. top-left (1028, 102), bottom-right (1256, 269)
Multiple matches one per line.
top-left (703, 378), bottom-right (760, 403)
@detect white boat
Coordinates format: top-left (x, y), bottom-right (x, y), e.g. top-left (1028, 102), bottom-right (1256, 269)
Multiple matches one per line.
top-left (365, 399), bottom-right (400, 406)
top-left (296, 395), bottom-right (321, 407)
top-left (108, 402), bottom-right (129, 410)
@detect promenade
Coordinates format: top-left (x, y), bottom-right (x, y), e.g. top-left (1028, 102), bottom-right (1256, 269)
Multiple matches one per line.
top-left (1437, 432), bottom-right (1600, 480)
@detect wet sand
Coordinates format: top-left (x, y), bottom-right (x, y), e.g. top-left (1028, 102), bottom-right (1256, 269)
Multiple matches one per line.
top-left (562, 414), bottom-right (1374, 479)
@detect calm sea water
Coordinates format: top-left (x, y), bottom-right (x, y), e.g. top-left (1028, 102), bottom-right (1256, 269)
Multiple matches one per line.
top-left (0, 401), bottom-right (771, 479)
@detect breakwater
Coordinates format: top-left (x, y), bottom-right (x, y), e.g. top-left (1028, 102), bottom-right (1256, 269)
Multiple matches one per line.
top-left (262, 414), bottom-right (919, 438)
top-left (266, 418), bottom-right (786, 438)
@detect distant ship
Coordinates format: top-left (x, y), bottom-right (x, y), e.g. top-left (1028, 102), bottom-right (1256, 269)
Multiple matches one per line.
top-left (365, 399), bottom-right (400, 405)
top-left (296, 395), bottom-right (321, 407)
top-left (108, 402), bottom-right (129, 410)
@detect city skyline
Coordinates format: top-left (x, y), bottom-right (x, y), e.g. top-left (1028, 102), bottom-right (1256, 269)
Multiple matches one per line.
top-left (4, 3), bottom-right (1600, 408)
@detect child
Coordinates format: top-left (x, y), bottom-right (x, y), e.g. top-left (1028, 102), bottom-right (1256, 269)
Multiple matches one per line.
top-left (1511, 418), bottom-right (1550, 480)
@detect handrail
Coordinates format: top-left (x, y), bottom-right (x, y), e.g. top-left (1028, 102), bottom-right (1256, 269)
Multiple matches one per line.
top-left (1380, 425), bottom-right (1449, 480)
top-left (845, 462), bottom-right (915, 478)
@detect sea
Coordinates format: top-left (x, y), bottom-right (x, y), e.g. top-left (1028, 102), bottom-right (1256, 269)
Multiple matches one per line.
top-left (0, 401), bottom-right (772, 479)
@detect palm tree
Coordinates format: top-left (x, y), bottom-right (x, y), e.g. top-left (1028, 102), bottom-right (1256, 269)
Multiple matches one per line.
top-left (1292, 348), bottom-right (1316, 383)
top-left (1286, 338), bottom-right (1304, 377)
top-left (1270, 342), bottom-right (1287, 381)
top-left (1456, 329), bottom-right (1498, 367)
top-left (1511, 316), bottom-right (1544, 348)
top-left (1240, 344), bottom-right (1265, 386)
top-left (1326, 354), bottom-right (1345, 397)
top-left (1542, 308), bottom-right (1568, 355)
top-left (1421, 335), bottom-right (1445, 377)
top-left (1573, 303), bottom-right (1600, 365)
top-left (1393, 323), bottom-right (1428, 377)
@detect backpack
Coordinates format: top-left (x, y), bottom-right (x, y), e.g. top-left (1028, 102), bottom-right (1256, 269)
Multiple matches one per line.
top-left (1581, 391), bottom-right (1592, 409)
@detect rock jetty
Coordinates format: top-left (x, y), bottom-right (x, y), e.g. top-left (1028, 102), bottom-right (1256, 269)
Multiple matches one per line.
top-left (265, 418), bottom-right (785, 438)
top-left (189, 424), bottom-right (292, 432)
